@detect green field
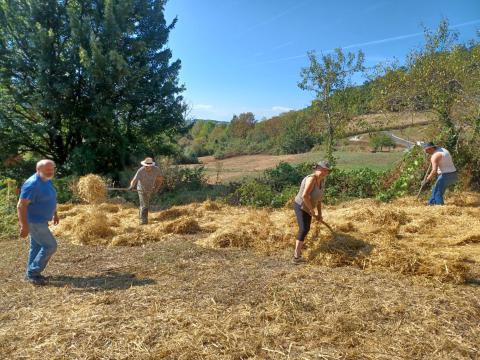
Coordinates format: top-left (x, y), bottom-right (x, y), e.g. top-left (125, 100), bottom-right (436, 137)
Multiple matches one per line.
top-left (198, 150), bottom-right (404, 183)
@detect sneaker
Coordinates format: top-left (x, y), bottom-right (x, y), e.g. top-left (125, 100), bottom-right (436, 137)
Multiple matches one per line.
top-left (292, 256), bottom-right (307, 265)
top-left (24, 275), bottom-right (47, 286)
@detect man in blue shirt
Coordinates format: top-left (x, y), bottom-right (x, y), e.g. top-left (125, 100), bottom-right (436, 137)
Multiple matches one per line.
top-left (17, 159), bottom-right (59, 286)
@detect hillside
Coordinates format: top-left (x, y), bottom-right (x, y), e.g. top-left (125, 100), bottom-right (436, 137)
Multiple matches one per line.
top-left (183, 110), bottom-right (435, 162)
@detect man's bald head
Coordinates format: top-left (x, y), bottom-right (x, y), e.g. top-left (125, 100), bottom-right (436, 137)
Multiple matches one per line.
top-left (36, 159), bottom-right (56, 180)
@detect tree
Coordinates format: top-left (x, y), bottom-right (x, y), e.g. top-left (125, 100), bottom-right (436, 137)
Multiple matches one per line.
top-left (369, 133), bottom-right (396, 152)
top-left (228, 112), bottom-right (256, 138)
top-left (371, 19), bottom-right (478, 150)
top-left (0, 0), bottom-right (185, 175)
top-left (299, 48), bottom-right (364, 164)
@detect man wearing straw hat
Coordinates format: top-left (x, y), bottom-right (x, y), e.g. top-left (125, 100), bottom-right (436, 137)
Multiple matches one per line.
top-left (421, 142), bottom-right (458, 205)
top-left (17, 159), bottom-right (58, 286)
top-left (129, 157), bottom-right (164, 225)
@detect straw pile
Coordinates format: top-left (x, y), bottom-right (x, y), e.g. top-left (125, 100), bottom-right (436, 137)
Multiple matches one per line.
top-left (76, 174), bottom-right (107, 204)
top-left (54, 189), bottom-right (480, 283)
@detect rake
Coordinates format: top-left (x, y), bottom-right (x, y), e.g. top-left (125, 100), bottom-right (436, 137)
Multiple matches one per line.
top-left (417, 162), bottom-right (432, 199)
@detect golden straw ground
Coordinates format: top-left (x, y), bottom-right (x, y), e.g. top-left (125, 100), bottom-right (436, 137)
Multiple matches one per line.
top-left (54, 185), bottom-right (480, 283)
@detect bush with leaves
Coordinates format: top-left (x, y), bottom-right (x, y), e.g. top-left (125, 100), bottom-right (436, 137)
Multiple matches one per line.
top-left (0, 178), bottom-right (18, 240)
top-left (377, 146), bottom-right (428, 201)
top-left (229, 161), bottom-right (385, 208)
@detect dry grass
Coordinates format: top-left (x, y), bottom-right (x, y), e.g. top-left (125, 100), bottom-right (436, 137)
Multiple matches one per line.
top-left (53, 191), bottom-right (480, 284)
top-left (1, 237), bottom-right (479, 359)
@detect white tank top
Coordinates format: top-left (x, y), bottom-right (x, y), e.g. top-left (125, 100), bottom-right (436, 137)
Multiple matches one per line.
top-left (435, 148), bottom-right (456, 174)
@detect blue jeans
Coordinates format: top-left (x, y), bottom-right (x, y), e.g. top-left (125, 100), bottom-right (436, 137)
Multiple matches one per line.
top-left (428, 172), bottom-right (458, 205)
top-left (26, 223), bottom-right (57, 278)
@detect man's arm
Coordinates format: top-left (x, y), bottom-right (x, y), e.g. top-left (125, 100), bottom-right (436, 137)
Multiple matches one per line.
top-left (426, 153), bottom-right (441, 182)
top-left (155, 175), bottom-right (164, 191)
top-left (17, 199), bottom-right (30, 238)
top-left (53, 206), bottom-right (59, 225)
top-left (129, 169), bottom-right (141, 190)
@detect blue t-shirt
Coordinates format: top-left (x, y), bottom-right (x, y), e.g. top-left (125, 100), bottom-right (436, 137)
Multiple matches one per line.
top-left (20, 174), bottom-right (57, 224)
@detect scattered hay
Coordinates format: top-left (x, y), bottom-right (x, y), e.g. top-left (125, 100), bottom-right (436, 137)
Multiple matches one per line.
top-left (305, 232), bottom-right (373, 267)
top-left (334, 221), bottom-right (356, 233)
top-left (208, 230), bottom-right (254, 248)
top-left (202, 199), bottom-right (222, 211)
top-left (164, 217), bottom-right (201, 234)
top-left (56, 207), bottom-right (114, 245)
top-left (98, 203), bottom-right (121, 213)
top-left (57, 203), bottom-right (74, 212)
top-left (54, 189), bottom-right (480, 283)
top-left (152, 208), bottom-right (189, 221)
top-left (455, 234), bottom-right (480, 246)
top-left (76, 174), bottom-right (107, 204)
top-left (449, 192), bottom-right (480, 207)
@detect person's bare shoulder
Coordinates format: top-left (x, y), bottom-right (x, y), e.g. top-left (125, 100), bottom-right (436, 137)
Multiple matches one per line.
top-left (431, 152), bottom-right (442, 162)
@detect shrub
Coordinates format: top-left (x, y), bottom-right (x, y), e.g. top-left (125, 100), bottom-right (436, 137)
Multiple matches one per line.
top-left (229, 179), bottom-right (276, 207)
top-left (0, 178), bottom-right (18, 240)
top-left (324, 168), bottom-right (384, 202)
top-left (377, 146), bottom-right (427, 201)
top-left (52, 176), bottom-right (78, 203)
top-left (229, 161), bottom-right (384, 208)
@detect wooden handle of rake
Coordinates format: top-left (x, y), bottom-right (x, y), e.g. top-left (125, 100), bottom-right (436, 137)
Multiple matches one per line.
top-left (320, 220), bottom-right (335, 234)
top-left (107, 187), bottom-right (138, 192)
top-left (417, 162), bottom-right (432, 199)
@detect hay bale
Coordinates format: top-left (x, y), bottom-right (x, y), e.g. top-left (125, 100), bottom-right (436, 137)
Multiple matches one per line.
top-left (164, 217), bottom-right (201, 234)
top-left (77, 174), bottom-right (107, 204)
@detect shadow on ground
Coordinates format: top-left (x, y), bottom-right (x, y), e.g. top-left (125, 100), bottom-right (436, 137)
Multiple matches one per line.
top-left (308, 233), bottom-right (374, 262)
top-left (47, 272), bottom-right (155, 291)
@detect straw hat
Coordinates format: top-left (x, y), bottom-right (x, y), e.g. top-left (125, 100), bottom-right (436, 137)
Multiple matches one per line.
top-left (313, 160), bottom-right (331, 170)
top-left (141, 157), bottom-right (155, 166)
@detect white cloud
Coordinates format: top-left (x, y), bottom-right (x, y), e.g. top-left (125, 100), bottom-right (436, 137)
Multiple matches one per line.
top-left (272, 106), bottom-right (292, 113)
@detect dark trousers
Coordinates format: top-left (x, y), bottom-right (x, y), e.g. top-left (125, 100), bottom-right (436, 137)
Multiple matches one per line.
top-left (294, 202), bottom-right (312, 241)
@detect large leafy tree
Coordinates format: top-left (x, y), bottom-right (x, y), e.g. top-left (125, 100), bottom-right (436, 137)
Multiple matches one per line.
top-left (372, 20), bottom-right (479, 150)
top-left (0, 0), bottom-right (185, 175)
top-left (298, 48), bottom-right (364, 164)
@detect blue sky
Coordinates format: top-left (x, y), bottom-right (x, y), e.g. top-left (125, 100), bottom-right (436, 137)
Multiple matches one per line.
top-left (165, 0), bottom-right (480, 121)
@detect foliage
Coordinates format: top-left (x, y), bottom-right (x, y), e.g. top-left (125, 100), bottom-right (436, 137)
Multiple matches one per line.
top-left (0, 178), bottom-right (18, 240)
top-left (52, 176), bottom-right (78, 204)
top-left (369, 133), bottom-right (396, 152)
top-left (370, 19), bottom-right (480, 185)
top-left (0, 0), bottom-right (186, 176)
top-left (377, 146), bottom-right (427, 202)
top-left (228, 161), bottom-right (384, 208)
top-left (299, 48), bottom-right (365, 164)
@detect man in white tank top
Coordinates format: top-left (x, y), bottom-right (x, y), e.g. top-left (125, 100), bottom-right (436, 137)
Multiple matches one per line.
top-left (422, 142), bottom-right (458, 205)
